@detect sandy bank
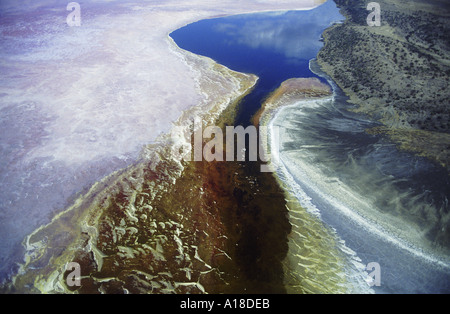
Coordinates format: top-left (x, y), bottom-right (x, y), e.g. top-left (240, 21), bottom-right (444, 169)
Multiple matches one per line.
top-left (254, 77), bottom-right (332, 127)
top-left (253, 77), bottom-right (374, 294)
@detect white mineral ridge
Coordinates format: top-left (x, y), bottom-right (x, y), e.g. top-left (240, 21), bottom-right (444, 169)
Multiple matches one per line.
top-left (0, 0), bottom-right (321, 279)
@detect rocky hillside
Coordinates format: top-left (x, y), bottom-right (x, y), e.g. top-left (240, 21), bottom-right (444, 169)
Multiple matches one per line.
top-left (317, 0), bottom-right (450, 170)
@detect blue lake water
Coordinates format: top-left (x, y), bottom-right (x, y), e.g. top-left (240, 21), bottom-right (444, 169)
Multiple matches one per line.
top-left (171, 1), bottom-right (343, 126)
top-left (171, 1), bottom-right (450, 293)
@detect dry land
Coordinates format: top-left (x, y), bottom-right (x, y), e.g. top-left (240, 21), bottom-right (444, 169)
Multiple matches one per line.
top-left (316, 0), bottom-right (450, 171)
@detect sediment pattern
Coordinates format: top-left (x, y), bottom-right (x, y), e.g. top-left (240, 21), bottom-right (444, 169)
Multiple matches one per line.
top-left (7, 56), bottom-right (259, 294)
top-left (256, 77), bottom-right (373, 294)
top-left (7, 74), bottom-right (371, 294)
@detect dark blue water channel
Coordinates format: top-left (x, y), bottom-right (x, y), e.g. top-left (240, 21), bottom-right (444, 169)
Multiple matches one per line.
top-left (170, 1), bottom-right (450, 293)
top-left (170, 1), bottom-right (343, 126)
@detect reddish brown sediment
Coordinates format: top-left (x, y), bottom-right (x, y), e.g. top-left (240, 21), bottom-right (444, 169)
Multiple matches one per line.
top-left (7, 71), bottom-right (354, 294)
top-left (8, 60), bottom-right (293, 294)
top-left (9, 135), bottom-right (236, 294)
top-left (59, 80), bottom-right (294, 294)
top-left (193, 158), bottom-right (292, 294)
top-left (7, 59), bottom-right (259, 294)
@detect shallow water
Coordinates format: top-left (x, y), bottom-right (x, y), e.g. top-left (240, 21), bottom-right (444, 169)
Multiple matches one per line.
top-left (172, 1), bottom-right (450, 293)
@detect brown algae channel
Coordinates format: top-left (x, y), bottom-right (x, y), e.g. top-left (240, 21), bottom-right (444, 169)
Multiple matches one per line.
top-left (7, 72), bottom-right (361, 294)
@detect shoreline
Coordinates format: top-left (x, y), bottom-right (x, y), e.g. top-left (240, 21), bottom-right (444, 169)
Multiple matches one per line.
top-left (6, 57), bottom-right (258, 293)
top-left (0, 0), bottom-right (327, 287)
top-left (254, 78), bottom-right (374, 293)
top-left (258, 74), bottom-right (450, 292)
top-left (3, 2), bottom-right (350, 293)
top-left (11, 0), bottom-right (444, 294)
